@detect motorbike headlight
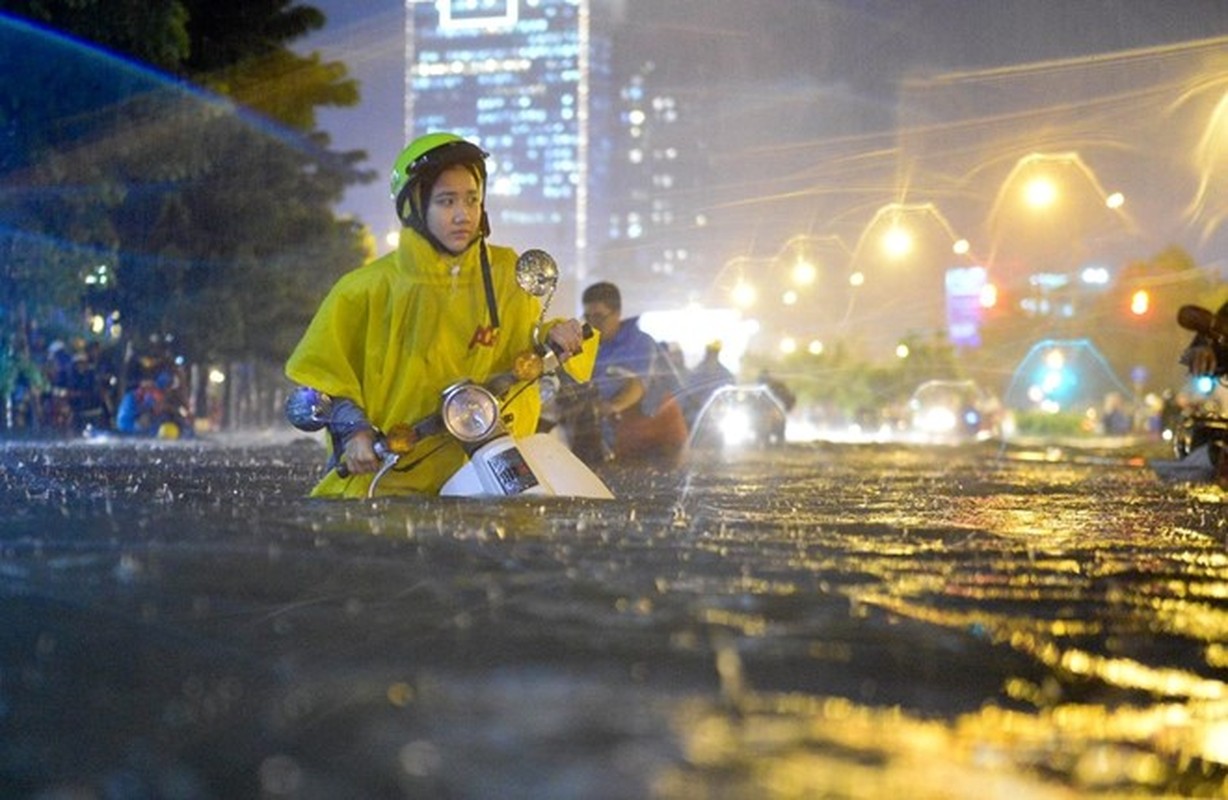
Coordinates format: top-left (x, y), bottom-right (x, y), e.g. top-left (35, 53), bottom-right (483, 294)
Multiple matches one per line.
top-left (719, 408), bottom-right (754, 447)
top-left (917, 406), bottom-right (957, 434)
top-left (441, 382), bottom-right (500, 443)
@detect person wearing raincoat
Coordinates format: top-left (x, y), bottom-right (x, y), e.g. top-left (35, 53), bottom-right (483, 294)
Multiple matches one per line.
top-left (285, 132), bottom-right (595, 497)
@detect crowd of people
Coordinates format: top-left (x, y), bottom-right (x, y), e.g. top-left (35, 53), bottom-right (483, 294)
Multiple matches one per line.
top-left (4, 334), bottom-right (193, 438)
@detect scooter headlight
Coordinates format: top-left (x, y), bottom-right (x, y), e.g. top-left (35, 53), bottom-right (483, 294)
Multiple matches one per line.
top-left (719, 408), bottom-right (754, 447)
top-left (441, 382), bottom-right (500, 443)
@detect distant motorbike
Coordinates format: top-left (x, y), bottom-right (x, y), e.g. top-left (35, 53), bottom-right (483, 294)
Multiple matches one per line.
top-left (286, 250), bottom-right (613, 500)
top-left (1170, 304), bottom-right (1228, 475)
top-left (688, 384), bottom-right (789, 449)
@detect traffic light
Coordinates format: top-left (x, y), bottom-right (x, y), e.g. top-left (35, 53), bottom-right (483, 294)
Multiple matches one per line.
top-left (1129, 289), bottom-right (1151, 317)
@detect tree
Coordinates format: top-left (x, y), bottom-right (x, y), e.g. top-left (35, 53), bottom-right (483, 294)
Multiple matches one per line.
top-left (0, 0), bottom-right (373, 375)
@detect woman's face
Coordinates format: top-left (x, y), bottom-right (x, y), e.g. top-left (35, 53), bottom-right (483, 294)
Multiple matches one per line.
top-left (426, 165), bottom-right (483, 255)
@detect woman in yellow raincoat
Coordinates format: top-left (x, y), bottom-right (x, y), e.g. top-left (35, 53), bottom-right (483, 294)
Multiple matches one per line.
top-left (286, 132), bottom-right (595, 497)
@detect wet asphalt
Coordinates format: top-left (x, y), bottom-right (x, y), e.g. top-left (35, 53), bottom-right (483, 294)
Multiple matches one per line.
top-left (1, 432), bottom-right (1226, 798)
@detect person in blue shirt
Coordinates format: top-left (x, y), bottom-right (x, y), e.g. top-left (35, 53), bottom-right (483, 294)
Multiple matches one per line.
top-left (581, 282), bottom-right (687, 463)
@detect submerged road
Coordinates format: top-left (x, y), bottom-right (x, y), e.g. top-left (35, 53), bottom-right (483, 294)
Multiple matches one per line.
top-left (1, 433), bottom-right (1226, 798)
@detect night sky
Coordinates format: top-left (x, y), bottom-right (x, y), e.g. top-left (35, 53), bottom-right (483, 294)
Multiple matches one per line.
top-left (302, 0), bottom-right (1228, 236)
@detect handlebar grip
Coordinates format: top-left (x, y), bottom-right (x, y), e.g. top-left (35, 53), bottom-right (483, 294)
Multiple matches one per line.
top-left (546, 322), bottom-right (595, 357)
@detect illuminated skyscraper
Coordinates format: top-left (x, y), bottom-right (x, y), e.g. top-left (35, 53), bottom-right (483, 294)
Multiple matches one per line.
top-left (600, 62), bottom-right (709, 313)
top-left (406, 0), bottom-right (613, 307)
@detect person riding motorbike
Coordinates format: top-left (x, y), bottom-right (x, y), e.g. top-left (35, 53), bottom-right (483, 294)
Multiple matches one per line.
top-left (1175, 299), bottom-right (1228, 481)
top-left (1180, 300), bottom-right (1228, 377)
top-left (285, 132), bottom-right (595, 498)
top-left (575, 281), bottom-right (688, 464)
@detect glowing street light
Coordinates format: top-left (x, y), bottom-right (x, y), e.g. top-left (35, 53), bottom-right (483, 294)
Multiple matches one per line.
top-left (790, 257), bottom-right (817, 286)
top-left (731, 279), bottom-right (757, 309)
top-left (983, 151), bottom-right (1140, 272)
top-left (1023, 176), bottom-right (1059, 209)
top-left (882, 226), bottom-right (914, 258)
top-left (850, 202), bottom-right (970, 278)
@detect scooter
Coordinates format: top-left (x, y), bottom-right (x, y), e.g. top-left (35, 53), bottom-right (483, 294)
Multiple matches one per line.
top-left (1155, 304), bottom-right (1228, 481)
top-left (285, 250), bottom-right (614, 500)
top-left (687, 384), bottom-right (789, 449)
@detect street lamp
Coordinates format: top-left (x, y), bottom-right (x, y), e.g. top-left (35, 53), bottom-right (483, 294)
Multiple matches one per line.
top-left (790, 257), bottom-right (817, 287)
top-left (731, 278), bottom-right (757, 309)
top-left (1023, 176), bottom-right (1059, 210)
top-left (713, 255), bottom-right (768, 309)
top-left (882, 226), bottom-right (914, 259)
top-left (986, 151), bottom-right (1135, 263)
top-left (850, 201), bottom-right (973, 279)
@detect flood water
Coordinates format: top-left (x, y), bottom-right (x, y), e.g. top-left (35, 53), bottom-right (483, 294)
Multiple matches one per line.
top-left (2, 433), bottom-right (1226, 798)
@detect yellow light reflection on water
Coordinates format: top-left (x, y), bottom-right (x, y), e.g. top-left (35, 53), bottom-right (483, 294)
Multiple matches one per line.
top-left (656, 684), bottom-right (1227, 798)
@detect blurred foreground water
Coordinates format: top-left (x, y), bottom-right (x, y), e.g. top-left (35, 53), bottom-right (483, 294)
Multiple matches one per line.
top-left (1, 432), bottom-right (1227, 798)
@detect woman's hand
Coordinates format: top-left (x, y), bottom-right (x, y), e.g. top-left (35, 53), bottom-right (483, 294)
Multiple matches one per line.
top-left (342, 428), bottom-right (381, 474)
top-left (546, 318), bottom-right (587, 357)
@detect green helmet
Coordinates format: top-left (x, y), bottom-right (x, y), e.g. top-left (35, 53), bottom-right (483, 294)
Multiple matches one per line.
top-left (390, 132), bottom-right (489, 230)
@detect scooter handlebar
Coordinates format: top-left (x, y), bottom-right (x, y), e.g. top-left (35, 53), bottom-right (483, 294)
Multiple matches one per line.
top-left (333, 323), bottom-right (593, 482)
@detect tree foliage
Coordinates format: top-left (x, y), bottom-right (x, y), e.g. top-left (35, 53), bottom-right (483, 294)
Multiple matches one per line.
top-left (0, 0), bottom-right (373, 366)
top-left (1, 0), bottom-right (191, 70)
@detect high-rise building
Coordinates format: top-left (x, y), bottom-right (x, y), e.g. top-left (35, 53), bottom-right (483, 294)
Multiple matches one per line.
top-left (406, 0), bottom-right (614, 310)
top-left (597, 63), bottom-right (709, 314)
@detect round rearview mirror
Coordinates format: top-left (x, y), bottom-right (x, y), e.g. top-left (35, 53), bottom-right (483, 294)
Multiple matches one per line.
top-left (515, 249), bottom-right (559, 298)
top-left (285, 386), bottom-right (333, 432)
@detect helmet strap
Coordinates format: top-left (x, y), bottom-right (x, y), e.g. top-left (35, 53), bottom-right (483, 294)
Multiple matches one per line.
top-left (480, 239), bottom-right (500, 330)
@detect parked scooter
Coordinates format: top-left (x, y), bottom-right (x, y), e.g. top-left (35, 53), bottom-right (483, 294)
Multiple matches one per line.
top-left (285, 250), bottom-right (613, 500)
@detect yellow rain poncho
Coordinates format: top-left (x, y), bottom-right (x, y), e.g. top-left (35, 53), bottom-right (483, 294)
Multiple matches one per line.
top-left (285, 229), bottom-right (596, 497)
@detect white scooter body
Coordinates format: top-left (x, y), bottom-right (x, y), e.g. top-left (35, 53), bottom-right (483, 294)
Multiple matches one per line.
top-left (440, 432), bottom-right (614, 499)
